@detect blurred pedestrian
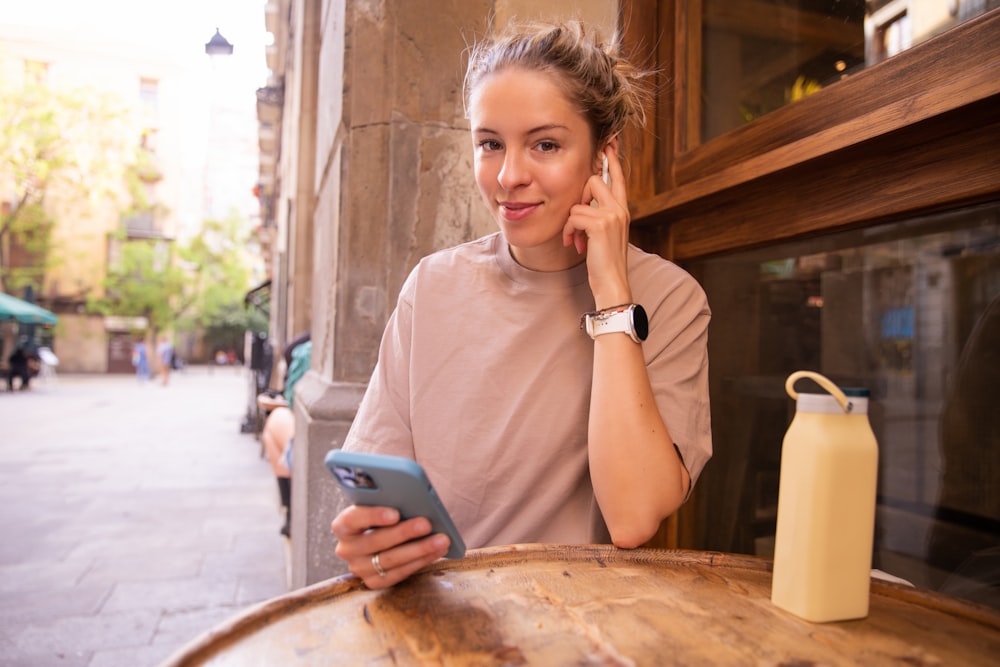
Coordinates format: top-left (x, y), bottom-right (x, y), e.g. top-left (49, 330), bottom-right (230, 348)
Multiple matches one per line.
top-left (132, 338), bottom-right (151, 382)
top-left (261, 333), bottom-right (312, 537)
top-left (157, 337), bottom-right (175, 386)
top-left (6, 345), bottom-right (38, 391)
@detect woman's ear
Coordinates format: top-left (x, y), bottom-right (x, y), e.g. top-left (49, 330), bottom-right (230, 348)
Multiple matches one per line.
top-left (594, 135), bottom-right (620, 181)
top-left (593, 150), bottom-right (605, 176)
top-left (594, 135), bottom-right (620, 167)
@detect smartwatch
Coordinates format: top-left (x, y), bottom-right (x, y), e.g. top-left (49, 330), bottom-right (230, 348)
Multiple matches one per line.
top-left (582, 303), bottom-right (649, 343)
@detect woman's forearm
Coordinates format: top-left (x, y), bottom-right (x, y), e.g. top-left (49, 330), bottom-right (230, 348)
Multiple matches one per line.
top-left (587, 333), bottom-right (690, 547)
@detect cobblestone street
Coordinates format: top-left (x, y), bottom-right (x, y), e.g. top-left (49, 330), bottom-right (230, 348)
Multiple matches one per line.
top-left (0, 366), bottom-right (288, 666)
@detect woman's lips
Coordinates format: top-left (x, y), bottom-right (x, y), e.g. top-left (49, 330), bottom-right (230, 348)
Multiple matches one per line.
top-left (499, 201), bottom-right (539, 222)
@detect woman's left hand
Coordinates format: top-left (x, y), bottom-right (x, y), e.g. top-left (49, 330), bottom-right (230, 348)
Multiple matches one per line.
top-left (562, 142), bottom-right (632, 307)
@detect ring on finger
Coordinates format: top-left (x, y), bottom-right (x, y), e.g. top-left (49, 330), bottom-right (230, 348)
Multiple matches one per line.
top-left (371, 552), bottom-right (387, 577)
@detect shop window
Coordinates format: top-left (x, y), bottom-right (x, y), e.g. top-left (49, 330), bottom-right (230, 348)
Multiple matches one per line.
top-left (623, 3), bottom-right (998, 247)
top-left (700, 0), bottom-right (865, 143)
top-left (684, 201), bottom-right (1000, 610)
top-left (622, 4), bottom-right (999, 592)
top-left (697, 0), bottom-right (992, 144)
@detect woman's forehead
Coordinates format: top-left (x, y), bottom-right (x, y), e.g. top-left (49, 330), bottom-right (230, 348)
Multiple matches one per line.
top-left (469, 68), bottom-right (582, 129)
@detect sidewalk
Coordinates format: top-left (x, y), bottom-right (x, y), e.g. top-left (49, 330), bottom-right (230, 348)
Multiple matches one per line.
top-left (0, 366), bottom-right (289, 667)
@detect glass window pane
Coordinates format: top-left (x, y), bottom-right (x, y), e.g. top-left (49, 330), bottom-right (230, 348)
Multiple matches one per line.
top-left (699, 1), bottom-right (997, 143)
top-left (686, 202), bottom-right (1000, 611)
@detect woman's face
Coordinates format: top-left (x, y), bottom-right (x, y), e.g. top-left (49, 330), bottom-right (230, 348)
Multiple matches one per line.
top-left (469, 67), bottom-right (597, 271)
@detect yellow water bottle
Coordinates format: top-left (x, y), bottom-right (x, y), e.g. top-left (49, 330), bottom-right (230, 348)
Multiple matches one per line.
top-left (770, 370), bottom-right (879, 622)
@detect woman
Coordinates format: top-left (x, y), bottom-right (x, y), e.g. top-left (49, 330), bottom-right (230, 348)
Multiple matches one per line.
top-left (332, 20), bottom-right (712, 589)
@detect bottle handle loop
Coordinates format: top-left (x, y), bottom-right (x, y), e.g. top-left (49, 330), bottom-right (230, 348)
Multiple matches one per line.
top-left (785, 370), bottom-right (853, 413)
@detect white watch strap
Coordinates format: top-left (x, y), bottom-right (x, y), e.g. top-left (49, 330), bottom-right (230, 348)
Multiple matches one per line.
top-left (587, 310), bottom-right (632, 338)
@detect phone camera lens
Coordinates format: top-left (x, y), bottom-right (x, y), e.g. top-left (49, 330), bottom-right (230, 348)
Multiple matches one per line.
top-left (354, 471), bottom-right (376, 489)
top-left (333, 465), bottom-right (377, 489)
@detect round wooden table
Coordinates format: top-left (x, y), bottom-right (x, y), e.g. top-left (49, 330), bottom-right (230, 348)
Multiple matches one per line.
top-left (161, 545), bottom-right (1000, 665)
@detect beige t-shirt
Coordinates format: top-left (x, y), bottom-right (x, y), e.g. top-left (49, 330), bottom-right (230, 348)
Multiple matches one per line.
top-left (343, 232), bottom-right (712, 548)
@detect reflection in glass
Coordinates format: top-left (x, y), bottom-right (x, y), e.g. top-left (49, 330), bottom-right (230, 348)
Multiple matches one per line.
top-left (686, 202), bottom-right (1000, 610)
top-left (699, 0), bottom-right (997, 143)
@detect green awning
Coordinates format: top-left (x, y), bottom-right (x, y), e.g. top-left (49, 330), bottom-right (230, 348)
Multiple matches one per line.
top-left (0, 293), bottom-right (58, 326)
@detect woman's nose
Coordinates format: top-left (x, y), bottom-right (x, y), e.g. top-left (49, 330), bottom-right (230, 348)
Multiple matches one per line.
top-left (498, 152), bottom-right (529, 189)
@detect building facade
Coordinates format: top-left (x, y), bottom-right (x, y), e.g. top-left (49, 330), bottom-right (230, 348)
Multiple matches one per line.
top-left (0, 18), bottom-right (261, 372)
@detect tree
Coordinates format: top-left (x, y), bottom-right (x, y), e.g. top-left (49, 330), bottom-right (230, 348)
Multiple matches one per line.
top-left (0, 74), bottom-right (135, 295)
top-left (91, 211), bottom-right (262, 355)
top-left (88, 231), bottom-right (186, 339)
top-left (176, 213), bottom-right (263, 354)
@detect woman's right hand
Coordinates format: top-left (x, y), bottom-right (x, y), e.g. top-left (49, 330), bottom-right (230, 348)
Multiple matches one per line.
top-left (331, 505), bottom-right (452, 589)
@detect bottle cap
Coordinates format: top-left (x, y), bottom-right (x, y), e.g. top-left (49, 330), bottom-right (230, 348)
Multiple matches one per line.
top-left (797, 392), bottom-right (869, 415)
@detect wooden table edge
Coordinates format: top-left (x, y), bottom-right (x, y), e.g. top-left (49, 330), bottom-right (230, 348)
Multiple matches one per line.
top-left (159, 544), bottom-right (1000, 666)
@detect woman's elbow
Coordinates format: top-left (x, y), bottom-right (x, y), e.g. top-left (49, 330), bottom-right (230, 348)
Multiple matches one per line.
top-left (610, 532), bottom-right (651, 550)
top-left (605, 494), bottom-right (687, 549)
top-left (608, 517), bottom-right (662, 549)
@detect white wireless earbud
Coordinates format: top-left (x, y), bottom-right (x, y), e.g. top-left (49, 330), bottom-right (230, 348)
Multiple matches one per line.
top-left (601, 154), bottom-right (609, 185)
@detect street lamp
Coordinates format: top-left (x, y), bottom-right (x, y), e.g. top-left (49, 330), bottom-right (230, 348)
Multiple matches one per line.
top-left (205, 28), bottom-right (234, 56)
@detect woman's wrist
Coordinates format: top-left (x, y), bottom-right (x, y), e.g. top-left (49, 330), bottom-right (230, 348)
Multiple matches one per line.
top-left (591, 282), bottom-right (633, 310)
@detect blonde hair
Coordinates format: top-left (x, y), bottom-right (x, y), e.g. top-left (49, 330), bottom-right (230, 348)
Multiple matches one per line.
top-left (463, 20), bottom-right (651, 150)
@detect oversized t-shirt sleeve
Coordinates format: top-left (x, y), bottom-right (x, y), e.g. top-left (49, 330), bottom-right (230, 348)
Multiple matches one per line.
top-left (341, 273), bottom-right (416, 459)
top-left (636, 259), bottom-right (713, 494)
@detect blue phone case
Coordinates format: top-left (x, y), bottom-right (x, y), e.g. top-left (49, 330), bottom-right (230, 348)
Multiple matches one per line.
top-left (325, 450), bottom-right (466, 559)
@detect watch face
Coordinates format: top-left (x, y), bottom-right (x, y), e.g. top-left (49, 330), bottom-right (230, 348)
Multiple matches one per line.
top-left (633, 304), bottom-right (649, 341)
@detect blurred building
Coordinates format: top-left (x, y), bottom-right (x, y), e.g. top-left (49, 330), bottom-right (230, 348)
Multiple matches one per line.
top-left (0, 17), bottom-right (261, 371)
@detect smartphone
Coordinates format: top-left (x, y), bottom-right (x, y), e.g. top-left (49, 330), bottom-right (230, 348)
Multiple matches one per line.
top-left (325, 450), bottom-right (466, 559)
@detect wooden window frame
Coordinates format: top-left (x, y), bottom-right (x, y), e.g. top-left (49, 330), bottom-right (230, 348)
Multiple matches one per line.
top-left (620, 2), bottom-right (1000, 263)
top-left (620, 2), bottom-right (999, 550)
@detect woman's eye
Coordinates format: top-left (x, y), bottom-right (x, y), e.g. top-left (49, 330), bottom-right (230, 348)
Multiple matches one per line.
top-left (478, 139), bottom-right (503, 152)
top-left (536, 141), bottom-right (559, 152)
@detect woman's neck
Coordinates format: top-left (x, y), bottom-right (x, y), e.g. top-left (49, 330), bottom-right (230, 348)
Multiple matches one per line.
top-left (508, 240), bottom-right (586, 273)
